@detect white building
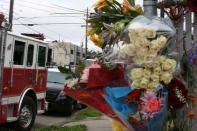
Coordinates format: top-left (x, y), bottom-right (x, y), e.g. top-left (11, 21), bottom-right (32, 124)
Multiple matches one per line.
top-left (49, 41), bottom-right (85, 66)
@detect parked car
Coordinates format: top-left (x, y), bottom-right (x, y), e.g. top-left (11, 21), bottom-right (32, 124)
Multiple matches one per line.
top-left (45, 68), bottom-right (77, 116)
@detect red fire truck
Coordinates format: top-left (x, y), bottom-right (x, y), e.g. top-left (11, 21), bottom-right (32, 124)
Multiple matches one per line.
top-left (0, 19), bottom-right (50, 130)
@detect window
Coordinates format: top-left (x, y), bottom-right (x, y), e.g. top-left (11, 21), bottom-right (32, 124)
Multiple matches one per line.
top-left (38, 46), bottom-right (46, 67)
top-left (13, 40), bottom-right (25, 65)
top-left (47, 48), bottom-right (52, 66)
top-left (77, 52), bottom-right (80, 56)
top-left (70, 62), bottom-right (74, 65)
top-left (70, 50), bottom-right (73, 54)
top-left (26, 45), bottom-right (34, 67)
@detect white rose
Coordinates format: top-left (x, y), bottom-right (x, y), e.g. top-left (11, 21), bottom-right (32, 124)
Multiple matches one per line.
top-left (134, 57), bottom-right (145, 64)
top-left (160, 72), bottom-right (173, 84)
top-left (131, 68), bottom-right (144, 80)
top-left (129, 29), bottom-right (139, 39)
top-left (157, 35), bottom-right (167, 48)
top-left (140, 78), bottom-right (149, 88)
top-left (145, 54), bottom-right (157, 61)
top-left (149, 40), bottom-right (159, 50)
top-left (154, 66), bottom-right (162, 75)
top-left (148, 81), bottom-right (160, 89)
top-left (126, 44), bottom-right (136, 56)
top-left (119, 44), bottom-right (136, 57)
top-left (147, 29), bottom-right (156, 38)
top-left (138, 28), bottom-right (147, 37)
top-left (67, 78), bottom-right (79, 88)
top-left (162, 58), bottom-right (176, 71)
top-left (168, 67), bottom-right (176, 73)
top-left (143, 69), bottom-right (152, 79)
top-left (138, 47), bottom-right (149, 54)
top-left (144, 61), bottom-right (156, 69)
top-left (151, 74), bottom-right (160, 83)
top-left (135, 37), bottom-right (149, 48)
top-left (131, 80), bottom-right (140, 88)
top-left (155, 56), bottom-right (166, 63)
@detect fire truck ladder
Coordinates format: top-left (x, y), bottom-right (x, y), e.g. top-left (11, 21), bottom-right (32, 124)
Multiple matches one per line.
top-left (0, 23), bottom-right (8, 107)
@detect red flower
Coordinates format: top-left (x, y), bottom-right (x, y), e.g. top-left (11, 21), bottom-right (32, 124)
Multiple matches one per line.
top-left (128, 115), bottom-right (144, 125)
top-left (126, 89), bottom-right (144, 104)
top-left (180, 71), bottom-right (185, 75)
top-left (166, 78), bottom-right (188, 109)
top-left (188, 93), bottom-right (196, 102)
top-left (187, 109), bottom-right (197, 120)
top-left (187, 0), bottom-right (197, 12)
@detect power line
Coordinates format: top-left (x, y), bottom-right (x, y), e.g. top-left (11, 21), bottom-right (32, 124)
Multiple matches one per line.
top-left (13, 23), bottom-right (85, 26)
top-left (18, 0), bottom-right (84, 13)
top-left (51, 4), bottom-right (84, 13)
top-left (16, 21), bottom-right (56, 40)
top-left (15, 3), bottom-right (55, 13)
top-left (12, 12), bottom-right (60, 40)
top-left (50, 13), bottom-right (84, 15)
top-left (14, 15), bottom-right (84, 20)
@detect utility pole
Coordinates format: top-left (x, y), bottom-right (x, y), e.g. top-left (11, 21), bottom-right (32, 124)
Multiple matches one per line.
top-left (160, 10), bottom-right (164, 18)
top-left (85, 8), bottom-right (88, 59)
top-left (143, 0), bottom-right (157, 17)
top-left (9, 0), bottom-right (14, 31)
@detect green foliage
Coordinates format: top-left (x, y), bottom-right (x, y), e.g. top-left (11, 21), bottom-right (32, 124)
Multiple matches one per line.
top-left (58, 66), bottom-right (71, 73)
top-left (75, 107), bottom-right (103, 121)
top-left (58, 60), bottom-right (85, 80)
top-left (127, 0), bottom-right (135, 6)
top-left (32, 125), bottom-right (87, 131)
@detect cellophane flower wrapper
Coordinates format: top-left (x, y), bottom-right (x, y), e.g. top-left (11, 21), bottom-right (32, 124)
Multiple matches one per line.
top-left (64, 63), bottom-right (168, 131)
top-left (104, 16), bottom-right (176, 65)
top-left (64, 15), bottom-right (177, 131)
top-left (64, 64), bottom-right (131, 129)
top-left (102, 86), bottom-right (168, 131)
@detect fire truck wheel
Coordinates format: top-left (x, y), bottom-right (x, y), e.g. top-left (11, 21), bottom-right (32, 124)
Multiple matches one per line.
top-left (15, 96), bottom-right (36, 131)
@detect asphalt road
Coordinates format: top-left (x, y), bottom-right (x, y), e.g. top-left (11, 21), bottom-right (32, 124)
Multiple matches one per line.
top-left (0, 111), bottom-right (77, 131)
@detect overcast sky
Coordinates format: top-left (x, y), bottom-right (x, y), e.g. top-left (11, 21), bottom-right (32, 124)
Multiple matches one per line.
top-left (0, 0), bottom-right (143, 51)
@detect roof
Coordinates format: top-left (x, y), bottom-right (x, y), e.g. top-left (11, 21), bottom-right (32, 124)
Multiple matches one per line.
top-left (7, 31), bottom-right (49, 45)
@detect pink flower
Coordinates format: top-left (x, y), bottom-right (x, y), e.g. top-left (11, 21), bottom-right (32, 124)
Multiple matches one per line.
top-left (140, 91), bottom-right (164, 120)
top-left (146, 98), bottom-right (161, 112)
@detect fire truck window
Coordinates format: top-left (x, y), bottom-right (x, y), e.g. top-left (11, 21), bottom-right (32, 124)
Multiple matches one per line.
top-left (26, 45), bottom-right (34, 67)
top-left (38, 46), bottom-right (46, 67)
top-left (47, 48), bottom-right (52, 66)
top-left (13, 40), bottom-right (25, 65)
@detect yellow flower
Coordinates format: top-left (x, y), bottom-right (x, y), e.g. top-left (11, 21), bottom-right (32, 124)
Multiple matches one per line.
top-left (87, 26), bottom-right (93, 36)
top-left (92, 0), bottom-right (113, 9)
top-left (122, 0), bottom-right (132, 15)
top-left (90, 34), bottom-right (101, 47)
top-left (131, 5), bottom-right (143, 15)
top-left (111, 119), bottom-right (124, 131)
top-left (122, 0), bottom-right (143, 15)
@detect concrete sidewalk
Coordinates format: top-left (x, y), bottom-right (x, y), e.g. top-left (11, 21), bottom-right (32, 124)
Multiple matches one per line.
top-left (63, 115), bottom-right (112, 131)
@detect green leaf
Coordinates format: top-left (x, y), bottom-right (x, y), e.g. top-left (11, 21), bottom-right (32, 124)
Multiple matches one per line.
top-left (104, 0), bottom-right (119, 13)
top-left (133, 111), bottom-right (141, 121)
top-left (127, 0), bottom-right (135, 6)
top-left (107, 31), bottom-right (112, 43)
top-left (112, 0), bottom-right (123, 13)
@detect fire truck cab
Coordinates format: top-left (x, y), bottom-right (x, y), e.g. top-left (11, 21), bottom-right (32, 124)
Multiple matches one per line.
top-left (0, 24), bottom-right (50, 130)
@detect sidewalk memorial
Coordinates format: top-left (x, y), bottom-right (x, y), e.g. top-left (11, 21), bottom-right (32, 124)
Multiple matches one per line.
top-left (63, 0), bottom-right (197, 130)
